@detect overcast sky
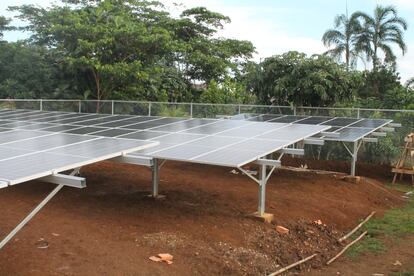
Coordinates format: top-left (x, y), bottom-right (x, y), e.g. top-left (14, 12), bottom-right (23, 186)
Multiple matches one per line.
top-left (1, 0), bottom-right (413, 82)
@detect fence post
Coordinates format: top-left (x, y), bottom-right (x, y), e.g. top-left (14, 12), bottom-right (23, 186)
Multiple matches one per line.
top-left (78, 100), bottom-right (82, 113)
top-left (357, 108), bottom-right (360, 119)
top-left (238, 104), bottom-right (241, 114)
top-left (293, 106), bottom-right (297, 116)
top-left (190, 102), bottom-right (193, 118)
top-left (39, 99), bottom-right (43, 111)
top-left (148, 102), bottom-right (152, 116)
top-left (111, 100), bottom-right (114, 115)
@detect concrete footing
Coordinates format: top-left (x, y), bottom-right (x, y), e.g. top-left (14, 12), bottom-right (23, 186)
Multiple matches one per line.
top-left (248, 212), bottom-right (274, 223)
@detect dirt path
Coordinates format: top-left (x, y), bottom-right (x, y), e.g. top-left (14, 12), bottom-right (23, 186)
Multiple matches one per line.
top-left (0, 161), bottom-right (405, 275)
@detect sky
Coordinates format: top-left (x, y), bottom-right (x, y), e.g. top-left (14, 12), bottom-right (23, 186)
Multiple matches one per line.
top-left (1, 0), bottom-right (413, 82)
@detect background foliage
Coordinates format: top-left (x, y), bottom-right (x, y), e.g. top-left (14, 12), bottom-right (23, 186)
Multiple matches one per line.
top-left (0, 1), bottom-right (413, 165)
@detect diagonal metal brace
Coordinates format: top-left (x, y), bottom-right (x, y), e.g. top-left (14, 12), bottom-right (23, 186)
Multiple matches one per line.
top-left (237, 159), bottom-right (280, 216)
top-left (0, 168), bottom-right (82, 250)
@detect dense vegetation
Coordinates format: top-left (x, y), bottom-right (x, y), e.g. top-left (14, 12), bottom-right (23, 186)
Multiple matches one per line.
top-left (0, 0), bottom-right (411, 110)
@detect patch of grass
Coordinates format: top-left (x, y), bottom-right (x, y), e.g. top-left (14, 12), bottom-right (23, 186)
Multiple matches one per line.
top-left (347, 236), bottom-right (386, 257)
top-left (390, 272), bottom-right (414, 276)
top-left (386, 183), bottom-right (414, 193)
top-left (347, 192), bottom-right (414, 257)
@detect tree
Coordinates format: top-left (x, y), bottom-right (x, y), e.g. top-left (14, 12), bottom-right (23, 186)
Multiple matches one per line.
top-left (0, 16), bottom-right (10, 38)
top-left (356, 64), bottom-right (401, 99)
top-left (10, 1), bottom-right (255, 103)
top-left (172, 7), bottom-right (254, 83)
top-left (352, 5), bottom-right (408, 70)
top-left (322, 14), bottom-right (362, 69)
top-left (406, 77), bottom-right (414, 89)
top-left (11, 0), bottom-right (176, 105)
top-left (0, 42), bottom-right (78, 99)
top-left (246, 51), bottom-right (362, 106)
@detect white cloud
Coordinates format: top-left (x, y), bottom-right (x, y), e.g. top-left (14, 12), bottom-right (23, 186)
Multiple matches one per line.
top-left (382, 0), bottom-right (414, 10)
top-left (162, 0), bottom-right (325, 60)
top-left (396, 41), bottom-right (414, 83)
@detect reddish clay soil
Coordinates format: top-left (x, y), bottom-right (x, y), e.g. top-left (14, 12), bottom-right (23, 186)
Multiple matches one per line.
top-left (0, 160), bottom-right (408, 275)
top-left (282, 156), bottom-right (394, 181)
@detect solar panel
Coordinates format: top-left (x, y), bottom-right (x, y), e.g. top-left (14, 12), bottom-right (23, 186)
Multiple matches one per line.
top-left (324, 127), bottom-right (379, 142)
top-left (118, 130), bottom-right (168, 140)
top-left (150, 119), bottom-right (214, 132)
top-left (88, 128), bottom-right (136, 137)
top-left (0, 129), bottom-right (157, 185)
top-left (5, 132), bottom-right (95, 151)
top-left (41, 125), bottom-right (83, 132)
top-left (348, 118), bottom-right (391, 128)
top-left (98, 116), bottom-right (159, 128)
top-left (269, 115), bottom-right (308, 123)
top-left (296, 116), bottom-right (331, 125)
top-left (0, 130), bottom-right (49, 144)
top-left (231, 114), bottom-right (393, 143)
top-left (13, 123), bottom-right (56, 130)
top-left (121, 118), bottom-right (188, 130)
top-left (64, 126), bottom-right (106, 135)
top-left (320, 117), bottom-right (360, 127)
top-left (248, 114), bottom-right (283, 122)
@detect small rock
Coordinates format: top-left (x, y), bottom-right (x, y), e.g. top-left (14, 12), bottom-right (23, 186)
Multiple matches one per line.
top-left (230, 169), bottom-right (239, 175)
top-left (149, 256), bottom-right (162, 262)
top-left (343, 176), bottom-right (361, 184)
top-left (314, 219), bottom-right (323, 225)
top-left (393, 260), bottom-right (402, 266)
top-left (276, 225), bottom-right (289, 234)
top-left (158, 253), bottom-right (173, 262)
top-left (35, 238), bottom-right (49, 249)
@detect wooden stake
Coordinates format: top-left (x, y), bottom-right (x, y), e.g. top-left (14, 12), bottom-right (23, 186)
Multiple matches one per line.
top-left (327, 231), bottom-right (367, 265)
top-left (339, 211), bottom-right (376, 242)
top-left (268, 254), bottom-right (317, 276)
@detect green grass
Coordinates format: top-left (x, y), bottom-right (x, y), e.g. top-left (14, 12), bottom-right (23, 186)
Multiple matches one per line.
top-left (347, 184), bottom-right (414, 257)
top-left (390, 272), bottom-right (414, 276)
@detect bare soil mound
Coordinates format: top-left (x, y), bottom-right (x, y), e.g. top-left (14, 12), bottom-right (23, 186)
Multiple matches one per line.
top-left (0, 161), bottom-right (404, 275)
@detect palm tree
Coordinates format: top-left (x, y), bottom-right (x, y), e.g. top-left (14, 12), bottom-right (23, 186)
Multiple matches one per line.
top-left (352, 5), bottom-right (408, 70)
top-left (322, 14), bottom-right (361, 70)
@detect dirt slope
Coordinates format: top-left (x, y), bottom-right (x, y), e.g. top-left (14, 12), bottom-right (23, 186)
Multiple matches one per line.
top-left (0, 161), bottom-right (404, 275)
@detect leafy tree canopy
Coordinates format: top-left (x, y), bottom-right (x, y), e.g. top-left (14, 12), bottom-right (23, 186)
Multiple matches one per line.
top-left (245, 51), bottom-right (362, 106)
top-left (9, 0), bottom-right (254, 102)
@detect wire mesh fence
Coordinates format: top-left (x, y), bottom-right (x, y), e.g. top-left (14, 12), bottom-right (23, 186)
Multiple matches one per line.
top-left (0, 99), bottom-right (413, 166)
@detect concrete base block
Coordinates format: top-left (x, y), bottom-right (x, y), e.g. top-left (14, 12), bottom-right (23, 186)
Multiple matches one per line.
top-left (146, 194), bottom-right (166, 200)
top-left (248, 212), bottom-right (274, 223)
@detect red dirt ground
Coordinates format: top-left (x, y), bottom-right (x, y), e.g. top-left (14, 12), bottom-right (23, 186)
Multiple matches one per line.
top-left (0, 160), bottom-right (408, 275)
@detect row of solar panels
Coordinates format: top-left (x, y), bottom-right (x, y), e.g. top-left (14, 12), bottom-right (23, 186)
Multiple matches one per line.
top-left (0, 108), bottom-right (396, 186)
top-left (231, 114), bottom-right (392, 142)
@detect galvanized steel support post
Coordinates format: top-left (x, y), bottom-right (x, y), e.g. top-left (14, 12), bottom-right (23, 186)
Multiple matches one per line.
top-left (258, 163), bottom-right (267, 216)
top-left (351, 141), bottom-right (358, 176)
top-left (151, 158), bottom-right (159, 197)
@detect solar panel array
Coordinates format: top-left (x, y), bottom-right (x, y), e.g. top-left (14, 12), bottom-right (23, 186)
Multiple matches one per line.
top-left (231, 114), bottom-right (392, 142)
top-left (0, 109), bottom-right (329, 170)
top-left (0, 110), bottom-right (159, 187)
